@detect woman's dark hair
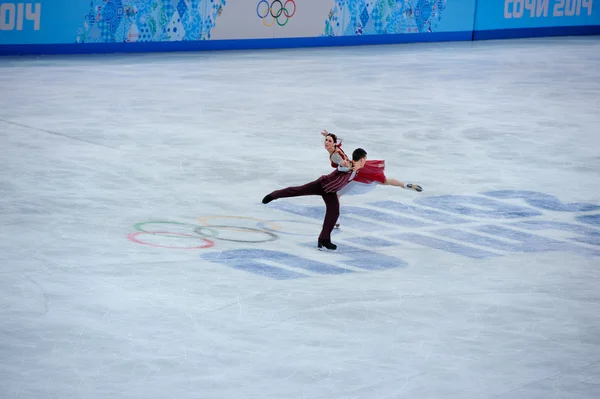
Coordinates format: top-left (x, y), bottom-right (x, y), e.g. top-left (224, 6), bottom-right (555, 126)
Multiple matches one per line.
top-left (326, 133), bottom-right (338, 144)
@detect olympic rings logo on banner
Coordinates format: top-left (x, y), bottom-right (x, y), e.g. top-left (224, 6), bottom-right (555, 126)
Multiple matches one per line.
top-left (256, 0), bottom-right (296, 27)
top-left (127, 216), bottom-right (321, 250)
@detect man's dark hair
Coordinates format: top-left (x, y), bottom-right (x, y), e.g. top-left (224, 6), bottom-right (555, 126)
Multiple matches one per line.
top-left (352, 148), bottom-right (367, 161)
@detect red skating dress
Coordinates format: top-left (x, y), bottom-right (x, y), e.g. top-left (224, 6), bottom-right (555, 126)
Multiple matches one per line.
top-left (329, 145), bottom-right (386, 185)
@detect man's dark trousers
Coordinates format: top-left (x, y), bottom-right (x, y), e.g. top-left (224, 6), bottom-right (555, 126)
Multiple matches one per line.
top-left (269, 179), bottom-right (339, 243)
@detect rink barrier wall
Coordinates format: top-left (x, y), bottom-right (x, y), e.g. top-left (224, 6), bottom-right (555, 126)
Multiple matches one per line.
top-left (0, 0), bottom-right (599, 56)
top-left (473, 24), bottom-right (600, 40)
top-left (0, 32), bottom-right (474, 56)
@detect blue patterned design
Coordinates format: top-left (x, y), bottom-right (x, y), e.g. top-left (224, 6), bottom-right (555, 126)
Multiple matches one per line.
top-left (177, 0), bottom-right (188, 18)
top-left (372, 7), bottom-right (382, 34)
top-left (162, 0), bottom-right (175, 21)
top-left (325, 0), bottom-right (447, 36)
top-left (76, 0), bottom-right (226, 43)
top-left (415, 0), bottom-right (432, 32)
top-left (359, 6), bottom-right (369, 27)
top-left (183, 5), bottom-right (203, 39)
top-left (101, 0), bottom-right (123, 40)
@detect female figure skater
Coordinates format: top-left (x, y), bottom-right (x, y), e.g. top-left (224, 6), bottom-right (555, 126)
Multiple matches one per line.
top-left (321, 129), bottom-right (423, 228)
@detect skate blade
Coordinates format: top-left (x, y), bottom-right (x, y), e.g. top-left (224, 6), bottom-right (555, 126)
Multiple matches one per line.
top-left (317, 247), bottom-right (337, 252)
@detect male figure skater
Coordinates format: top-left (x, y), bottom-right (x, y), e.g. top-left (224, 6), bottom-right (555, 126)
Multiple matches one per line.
top-left (262, 148), bottom-right (368, 251)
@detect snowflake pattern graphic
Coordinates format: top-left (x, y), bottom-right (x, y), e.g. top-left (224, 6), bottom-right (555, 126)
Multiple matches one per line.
top-left (76, 0), bottom-right (227, 43)
top-left (324, 0), bottom-right (447, 36)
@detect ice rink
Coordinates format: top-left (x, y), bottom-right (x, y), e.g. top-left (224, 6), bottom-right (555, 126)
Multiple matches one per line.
top-left (1, 36), bottom-right (600, 398)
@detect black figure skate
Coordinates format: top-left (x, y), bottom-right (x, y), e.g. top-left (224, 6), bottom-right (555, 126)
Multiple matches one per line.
top-left (318, 239), bottom-right (337, 251)
top-left (406, 184), bottom-right (423, 192)
top-left (262, 194), bottom-right (274, 204)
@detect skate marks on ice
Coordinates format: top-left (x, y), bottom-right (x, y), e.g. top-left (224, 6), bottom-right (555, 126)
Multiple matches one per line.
top-left (126, 190), bottom-right (600, 280)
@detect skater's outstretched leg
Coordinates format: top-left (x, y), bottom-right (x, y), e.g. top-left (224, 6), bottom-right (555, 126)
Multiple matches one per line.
top-left (263, 182), bottom-right (340, 250)
top-left (384, 178), bottom-right (423, 192)
top-left (262, 180), bottom-right (323, 204)
top-left (383, 178), bottom-right (405, 188)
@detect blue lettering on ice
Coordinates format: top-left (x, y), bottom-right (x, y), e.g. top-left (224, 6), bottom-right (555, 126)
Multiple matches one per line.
top-left (432, 225), bottom-right (600, 257)
top-left (577, 214), bottom-right (600, 227)
top-left (345, 236), bottom-right (398, 248)
top-left (571, 236), bottom-right (600, 247)
top-left (340, 206), bottom-right (432, 227)
top-left (300, 242), bottom-right (408, 270)
top-left (483, 190), bottom-right (600, 212)
top-left (509, 221), bottom-right (600, 247)
top-left (369, 201), bottom-right (471, 224)
top-left (475, 225), bottom-right (600, 257)
top-left (268, 201), bottom-right (384, 232)
top-left (200, 249), bottom-right (354, 280)
top-left (414, 195), bottom-right (542, 219)
top-left (388, 232), bottom-right (500, 259)
top-left (199, 244), bottom-right (408, 280)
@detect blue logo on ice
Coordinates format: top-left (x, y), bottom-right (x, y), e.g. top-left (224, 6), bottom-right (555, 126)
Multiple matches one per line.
top-left (200, 190), bottom-right (600, 280)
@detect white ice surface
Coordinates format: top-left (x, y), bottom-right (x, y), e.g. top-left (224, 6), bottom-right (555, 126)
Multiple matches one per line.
top-left (1, 37), bottom-right (600, 398)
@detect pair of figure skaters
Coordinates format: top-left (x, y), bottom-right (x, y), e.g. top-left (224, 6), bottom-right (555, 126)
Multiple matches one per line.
top-left (262, 130), bottom-right (423, 251)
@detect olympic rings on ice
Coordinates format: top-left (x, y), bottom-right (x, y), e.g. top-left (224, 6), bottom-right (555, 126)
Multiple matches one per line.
top-left (194, 225), bottom-right (278, 243)
top-left (128, 216), bottom-right (318, 250)
top-left (256, 219), bottom-right (323, 237)
top-left (196, 215), bottom-right (280, 232)
top-left (128, 231), bottom-right (215, 250)
top-left (130, 221), bottom-right (216, 249)
top-left (256, 0), bottom-right (296, 27)
top-left (195, 216), bottom-right (279, 243)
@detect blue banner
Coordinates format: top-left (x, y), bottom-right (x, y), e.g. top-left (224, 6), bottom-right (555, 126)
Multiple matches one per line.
top-left (0, 0), bottom-right (476, 45)
top-left (474, 0), bottom-right (600, 30)
top-left (0, 1), bottom-right (86, 44)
